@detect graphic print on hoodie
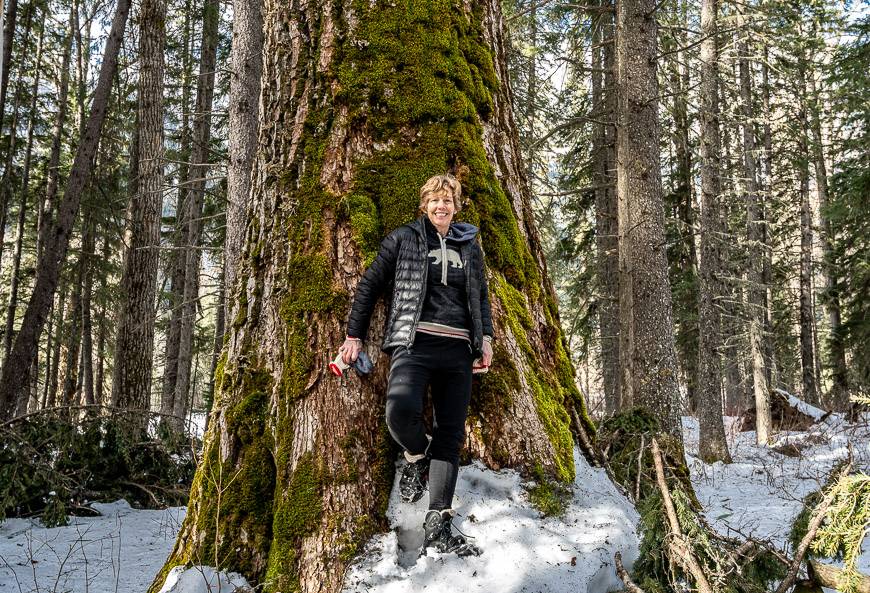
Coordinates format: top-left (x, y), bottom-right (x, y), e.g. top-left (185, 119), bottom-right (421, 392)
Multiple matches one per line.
top-left (418, 217), bottom-right (479, 335)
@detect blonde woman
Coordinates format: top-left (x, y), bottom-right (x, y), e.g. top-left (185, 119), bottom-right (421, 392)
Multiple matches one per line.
top-left (339, 173), bottom-right (493, 557)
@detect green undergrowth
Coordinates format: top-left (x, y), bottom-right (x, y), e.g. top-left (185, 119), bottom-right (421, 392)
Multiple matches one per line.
top-left (790, 464), bottom-right (870, 593)
top-left (0, 411), bottom-right (196, 527)
top-left (599, 409), bottom-right (785, 593)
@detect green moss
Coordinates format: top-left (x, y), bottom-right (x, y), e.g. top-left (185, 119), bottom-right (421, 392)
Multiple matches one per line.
top-left (266, 452), bottom-right (324, 592)
top-left (527, 464), bottom-right (571, 517)
top-left (342, 193), bottom-right (382, 265)
top-left (525, 371), bottom-right (575, 483)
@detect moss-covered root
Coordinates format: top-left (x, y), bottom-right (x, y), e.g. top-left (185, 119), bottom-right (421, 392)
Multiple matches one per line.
top-left (598, 409), bottom-right (786, 593)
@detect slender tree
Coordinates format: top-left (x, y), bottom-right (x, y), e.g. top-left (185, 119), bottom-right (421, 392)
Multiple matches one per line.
top-left (110, 0), bottom-right (166, 412)
top-left (224, 0), bottom-right (262, 309)
top-left (696, 0), bottom-right (730, 461)
top-left (0, 0), bottom-right (132, 419)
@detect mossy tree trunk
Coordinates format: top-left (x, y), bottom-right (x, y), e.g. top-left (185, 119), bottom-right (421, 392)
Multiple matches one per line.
top-left (152, 2), bottom-right (594, 592)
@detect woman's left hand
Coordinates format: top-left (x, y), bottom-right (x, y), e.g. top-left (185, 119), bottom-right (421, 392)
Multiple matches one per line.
top-left (481, 339), bottom-right (493, 367)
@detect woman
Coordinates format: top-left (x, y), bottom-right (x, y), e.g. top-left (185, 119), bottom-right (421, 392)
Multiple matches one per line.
top-left (339, 173), bottom-right (493, 557)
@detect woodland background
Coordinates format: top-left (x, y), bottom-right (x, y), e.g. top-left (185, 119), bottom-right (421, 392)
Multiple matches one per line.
top-left (0, 0), bottom-right (867, 590)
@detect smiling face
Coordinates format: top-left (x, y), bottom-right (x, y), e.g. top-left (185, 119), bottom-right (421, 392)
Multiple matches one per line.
top-left (425, 190), bottom-right (456, 235)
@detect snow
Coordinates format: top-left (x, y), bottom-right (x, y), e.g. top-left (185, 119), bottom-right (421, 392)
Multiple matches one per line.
top-left (341, 447), bottom-right (640, 593)
top-left (776, 388), bottom-right (828, 421)
top-left (2, 402), bottom-right (867, 593)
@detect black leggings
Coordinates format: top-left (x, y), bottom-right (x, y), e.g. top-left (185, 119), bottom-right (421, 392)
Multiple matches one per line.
top-left (385, 332), bottom-right (474, 511)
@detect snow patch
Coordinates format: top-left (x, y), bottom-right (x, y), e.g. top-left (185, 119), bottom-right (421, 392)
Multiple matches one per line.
top-left (157, 566), bottom-right (251, 593)
top-left (341, 447), bottom-right (640, 593)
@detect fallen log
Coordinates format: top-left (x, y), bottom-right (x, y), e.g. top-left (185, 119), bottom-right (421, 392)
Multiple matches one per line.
top-left (809, 559), bottom-right (870, 593)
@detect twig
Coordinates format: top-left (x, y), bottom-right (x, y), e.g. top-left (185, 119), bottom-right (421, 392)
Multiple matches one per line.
top-left (774, 459), bottom-right (853, 593)
top-left (615, 551), bottom-right (646, 593)
top-left (651, 438), bottom-right (715, 593)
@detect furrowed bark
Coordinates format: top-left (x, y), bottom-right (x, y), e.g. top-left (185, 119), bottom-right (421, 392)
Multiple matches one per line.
top-left (152, 2), bottom-right (593, 591)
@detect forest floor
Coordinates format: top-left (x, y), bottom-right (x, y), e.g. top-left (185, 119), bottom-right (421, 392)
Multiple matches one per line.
top-left (0, 400), bottom-right (867, 593)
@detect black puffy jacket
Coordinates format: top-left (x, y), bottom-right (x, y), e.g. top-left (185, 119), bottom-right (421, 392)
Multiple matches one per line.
top-left (346, 216), bottom-right (494, 355)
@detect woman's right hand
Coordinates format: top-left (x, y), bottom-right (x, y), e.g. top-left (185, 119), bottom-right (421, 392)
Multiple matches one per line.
top-left (340, 337), bottom-right (363, 364)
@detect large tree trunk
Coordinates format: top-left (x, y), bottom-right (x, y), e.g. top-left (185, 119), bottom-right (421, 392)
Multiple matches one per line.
top-left (0, 0), bottom-right (131, 419)
top-left (151, 2), bottom-right (593, 591)
top-left (110, 0), bottom-right (165, 412)
top-left (807, 69), bottom-right (848, 408)
top-left (615, 0), bottom-right (682, 436)
top-left (736, 7), bottom-right (771, 444)
top-left (696, 0), bottom-right (730, 462)
top-left (592, 0), bottom-right (620, 416)
top-left (225, 0), bottom-right (262, 306)
top-left (173, 0), bottom-right (219, 429)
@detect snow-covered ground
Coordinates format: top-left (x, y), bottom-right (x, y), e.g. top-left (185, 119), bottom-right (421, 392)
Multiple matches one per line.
top-left (2, 405), bottom-right (867, 593)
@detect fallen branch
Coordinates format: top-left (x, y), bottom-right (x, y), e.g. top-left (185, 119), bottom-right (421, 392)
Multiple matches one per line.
top-left (651, 438), bottom-right (715, 593)
top-left (615, 551), bottom-right (646, 593)
top-left (774, 459), bottom-right (853, 593)
top-left (809, 559), bottom-right (870, 593)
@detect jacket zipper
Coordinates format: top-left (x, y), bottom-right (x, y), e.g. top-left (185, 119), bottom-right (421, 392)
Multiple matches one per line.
top-left (408, 221), bottom-right (428, 347)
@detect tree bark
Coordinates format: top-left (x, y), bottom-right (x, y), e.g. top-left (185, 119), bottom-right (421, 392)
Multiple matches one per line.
top-left (225, 0), bottom-right (263, 313)
top-left (807, 68), bottom-right (848, 408)
top-left (152, 2), bottom-right (594, 591)
top-left (696, 0), bottom-right (730, 462)
top-left (0, 0), bottom-right (17, 132)
top-left (593, 0), bottom-right (620, 416)
top-left (45, 288), bottom-right (66, 409)
top-left (160, 1), bottom-right (195, 425)
top-left (95, 235), bottom-right (111, 405)
top-left (61, 254), bottom-right (85, 407)
top-left (0, 0), bottom-right (132, 419)
top-left (173, 0), bottom-right (219, 429)
top-left (80, 218), bottom-right (95, 406)
top-left (735, 7), bottom-right (771, 443)
top-left (797, 59), bottom-right (819, 407)
top-left (110, 0), bottom-right (166, 412)
top-left (2, 16), bottom-right (42, 368)
top-left (615, 0), bottom-right (682, 436)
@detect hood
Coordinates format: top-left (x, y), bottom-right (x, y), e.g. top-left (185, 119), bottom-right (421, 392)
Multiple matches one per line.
top-left (420, 216), bottom-right (478, 243)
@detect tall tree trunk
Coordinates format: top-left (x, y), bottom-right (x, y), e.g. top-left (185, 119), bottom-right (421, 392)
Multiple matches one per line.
top-left (160, 2), bottom-right (194, 423)
top-left (0, 0), bottom-right (17, 129)
top-left (110, 0), bottom-right (166, 412)
top-left (2, 17), bottom-right (42, 367)
top-left (807, 68), bottom-right (848, 408)
top-left (80, 219), bottom-right (95, 406)
top-left (45, 288), bottom-right (66, 409)
top-left (95, 235), bottom-right (110, 405)
top-left (760, 50), bottom-right (776, 390)
top-left (61, 255), bottom-right (84, 407)
top-left (207, 264), bottom-right (225, 416)
top-left (736, 7), bottom-right (771, 443)
top-left (696, 0), bottom-right (730, 462)
top-left (173, 0), bottom-right (219, 429)
top-left (593, 0), bottom-right (620, 415)
top-left (0, 0), bottom-right (32, 267)
top-left (36, 6), bottom-right (75, 262)
top-left (797, 59), bottom-right (819, 406)
top-left (151, 2), bottom-right (594, 591)
top-left (225, 0), bottom-right (262, 312)
top-left (665, 0), bottom-right (698, 414)
top-left (0, 0), bottom-right (132, 419)
top-left (615, 0), bottom-right (682, 436)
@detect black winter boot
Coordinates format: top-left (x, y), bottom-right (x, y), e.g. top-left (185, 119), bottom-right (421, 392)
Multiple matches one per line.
top-left (399, 457), bottom-right (429, 503)
top-left (420, 510), bottom-right (482, 557)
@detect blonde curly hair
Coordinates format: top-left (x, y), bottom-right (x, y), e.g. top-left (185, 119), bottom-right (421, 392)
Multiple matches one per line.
top-left (418, 174), bottom-right (462, 213)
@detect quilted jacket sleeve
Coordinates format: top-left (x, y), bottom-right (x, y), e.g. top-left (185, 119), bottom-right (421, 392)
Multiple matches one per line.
top-left (478, 243), bottom-right (494, 338)
top-left (346, 231), bottom-right (400, 341)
